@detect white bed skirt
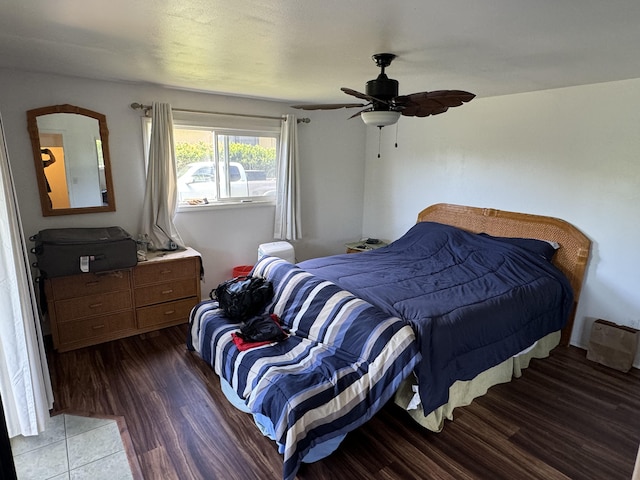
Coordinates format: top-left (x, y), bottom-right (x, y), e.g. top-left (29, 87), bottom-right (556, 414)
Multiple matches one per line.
top-left (394, 331), bottom-right (561, 432)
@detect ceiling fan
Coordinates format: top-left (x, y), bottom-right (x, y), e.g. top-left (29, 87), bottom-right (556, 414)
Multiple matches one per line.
top-left (291, 53), bottom-right (475, 128)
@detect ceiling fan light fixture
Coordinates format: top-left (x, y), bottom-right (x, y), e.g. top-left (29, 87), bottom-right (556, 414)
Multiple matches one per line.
top-left (361, 111), bottom-right (401, 127)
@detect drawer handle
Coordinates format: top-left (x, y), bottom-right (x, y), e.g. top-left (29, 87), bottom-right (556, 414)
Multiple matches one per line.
top-left (164, 310), bottom-right (176, 315)
top-left (89, 303), bottom-right (103, 308)
top-left (92, 324), bottom-right (105, 330)
top-left (161, 289), bottom-right (173, 295)
top-left (160, 269), bottom-right (172, 275)
top-left (85, 281), bottom-right (100, 287)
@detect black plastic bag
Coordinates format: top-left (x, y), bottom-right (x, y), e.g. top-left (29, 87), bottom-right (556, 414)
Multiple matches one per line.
top-left (237, 314), bottom-right (288, 343)
top-left (211, 276), bottom-right (273, 321)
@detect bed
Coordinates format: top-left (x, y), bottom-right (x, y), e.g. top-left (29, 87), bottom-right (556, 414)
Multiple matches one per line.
top-left (298, 203), bottom-right (591, 431)
top-left (188, 203), bottom-right (590, 479)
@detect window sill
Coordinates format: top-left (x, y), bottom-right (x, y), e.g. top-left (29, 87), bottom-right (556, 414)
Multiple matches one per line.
top-left (176, 199), bottom-right (275, 213)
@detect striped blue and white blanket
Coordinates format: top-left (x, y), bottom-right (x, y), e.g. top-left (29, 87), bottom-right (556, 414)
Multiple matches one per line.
top-left (188, 257), bottom-right (420, 480)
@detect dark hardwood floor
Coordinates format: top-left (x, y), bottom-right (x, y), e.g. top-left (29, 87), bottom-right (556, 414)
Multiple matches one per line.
top-left (47, 325), bottom-right (640, 480)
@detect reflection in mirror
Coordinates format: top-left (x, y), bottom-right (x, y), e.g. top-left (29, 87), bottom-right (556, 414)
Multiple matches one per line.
top-left (27, 104), bottom-right (115, 216)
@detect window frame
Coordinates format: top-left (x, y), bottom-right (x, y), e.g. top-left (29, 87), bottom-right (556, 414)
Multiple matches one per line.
top-left (142, 113), bottom-right (281, 210)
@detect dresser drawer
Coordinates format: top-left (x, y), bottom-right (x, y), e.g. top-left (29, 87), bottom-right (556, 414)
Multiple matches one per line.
top-left (47, 270), bottom-right (131, 301)
top-left (45, 247), bottom-right (202, 351)
top-left (55, 290), bottom-right (132, 322)
top-left (57, 311), bottom-right (136, 345)
top-left (133, 257), bottom-right (197, 286)
top-left (134, 278), bottom-right (197, 307)
top-left (136, 297), bottom-right (198, 329)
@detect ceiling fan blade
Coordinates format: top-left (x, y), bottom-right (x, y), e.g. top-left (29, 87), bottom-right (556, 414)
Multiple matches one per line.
top-left (340, 87), bottom-right (372, 100)
top-left (347, 108), bottom-right (373, 120)
top-left (290, 103), bottom-right (367, 111)
top-left (341, 88), bottom-right (389, 105)
top-left (395, 90), bottom-right (475, 117)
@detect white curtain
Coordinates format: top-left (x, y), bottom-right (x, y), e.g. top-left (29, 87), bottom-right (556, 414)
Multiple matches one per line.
top-left (141, 102), bottom-right (184, 250)
top-left (0, 113), bottom-right (54, 438)
top-left (274, 114), bottom-right (302, 241)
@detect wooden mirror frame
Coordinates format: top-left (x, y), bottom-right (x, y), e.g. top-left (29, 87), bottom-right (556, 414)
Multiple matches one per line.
top-left (26, 104), bottom-right (116, 216)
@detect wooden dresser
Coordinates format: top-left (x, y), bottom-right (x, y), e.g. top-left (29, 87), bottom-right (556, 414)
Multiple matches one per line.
top-left (44, 247), bottom-right (201, 352)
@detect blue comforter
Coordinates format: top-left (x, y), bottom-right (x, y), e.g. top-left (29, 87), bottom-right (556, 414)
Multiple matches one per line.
top-left (298, 222), bottom-right (574, 415)
top-left (188, 257), bottom-right (419, 480)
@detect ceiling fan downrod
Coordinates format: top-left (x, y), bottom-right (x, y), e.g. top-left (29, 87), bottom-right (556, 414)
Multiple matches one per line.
top-left (367, 54), bottom-right (399, 111)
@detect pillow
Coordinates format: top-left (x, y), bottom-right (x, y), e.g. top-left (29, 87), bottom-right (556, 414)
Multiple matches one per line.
top-left (478, 233), bottom-right (559, 262)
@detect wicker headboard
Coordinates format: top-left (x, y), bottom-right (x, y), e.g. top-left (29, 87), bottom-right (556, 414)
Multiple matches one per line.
top-left (417, 203), bottom-right (591, 346)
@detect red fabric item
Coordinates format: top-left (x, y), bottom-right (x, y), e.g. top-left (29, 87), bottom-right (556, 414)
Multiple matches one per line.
top-left (269, 314), bottom-right (284, 327)
top-left (231, 333), bottom-right (271, 351)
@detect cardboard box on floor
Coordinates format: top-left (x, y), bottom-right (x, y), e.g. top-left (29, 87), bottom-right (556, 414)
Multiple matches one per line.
top-left (587, 319), bottom-right (639, 372)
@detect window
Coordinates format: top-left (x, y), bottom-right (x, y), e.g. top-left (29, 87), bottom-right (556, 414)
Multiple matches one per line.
top-left (144, 113), bottom-right (280, 207)
top-left (174, 127), bottom-right (279, 205)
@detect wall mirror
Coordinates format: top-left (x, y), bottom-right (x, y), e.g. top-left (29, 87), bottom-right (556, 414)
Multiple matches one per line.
top-left (27, 104), bottom-right (116, 216)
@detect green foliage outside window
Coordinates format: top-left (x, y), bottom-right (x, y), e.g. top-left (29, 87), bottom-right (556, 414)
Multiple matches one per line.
top-left (175, 141), bottom-right (212, 175)
top-left (175, 141), bottom-right (276, 177)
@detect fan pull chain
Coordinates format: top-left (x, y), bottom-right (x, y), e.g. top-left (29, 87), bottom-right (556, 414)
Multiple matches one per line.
top-left (376, 124), bottom-right (398, 157)
top-left (395, 122), bottom-right (399, 148)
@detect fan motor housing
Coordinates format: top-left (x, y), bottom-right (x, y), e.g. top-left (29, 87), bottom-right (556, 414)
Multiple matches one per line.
top-left (366, 74), bottom-right (398, 109)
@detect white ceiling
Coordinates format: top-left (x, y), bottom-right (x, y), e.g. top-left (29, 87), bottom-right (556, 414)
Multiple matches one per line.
top-left (2, 0), bottom-right (640, 104)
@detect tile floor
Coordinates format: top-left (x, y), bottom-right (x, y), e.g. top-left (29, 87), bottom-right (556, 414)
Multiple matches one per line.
top-left (10, 414), bottom-right (134, 480)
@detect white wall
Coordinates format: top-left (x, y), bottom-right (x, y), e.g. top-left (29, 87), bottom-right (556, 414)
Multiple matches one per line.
top-left (0, 69), bottom-right (366, 298)
top-left (362, 78), bottom-right (640, 366)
